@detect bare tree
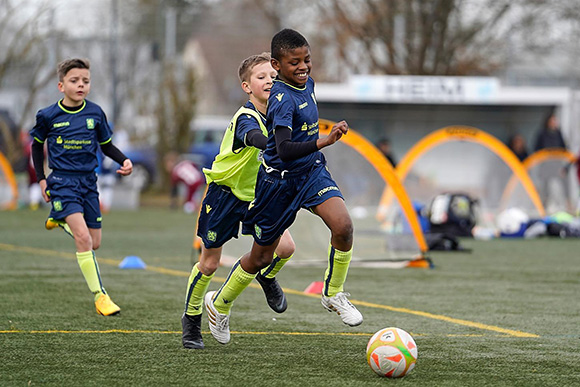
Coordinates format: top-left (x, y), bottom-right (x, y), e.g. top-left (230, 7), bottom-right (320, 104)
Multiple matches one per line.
top-left (112, 0), bottom-right (202, 189)
top-left (300, 0), bottom-right (555, 79)
top-left (154, 60), bottom-right (197, 188)
top-left (0, 0), bottom-right (58, 166)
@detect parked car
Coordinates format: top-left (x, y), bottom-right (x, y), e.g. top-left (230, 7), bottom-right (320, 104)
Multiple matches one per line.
top-left (188, 115), bottom-right (229, 169)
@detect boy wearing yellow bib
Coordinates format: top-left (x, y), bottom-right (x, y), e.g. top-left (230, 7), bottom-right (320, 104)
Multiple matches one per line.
top-left (181, 53), bottom-right (295, 349)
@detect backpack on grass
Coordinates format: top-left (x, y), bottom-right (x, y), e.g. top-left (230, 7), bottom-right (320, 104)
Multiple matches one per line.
top-left (427, 193), bottom-right (478, 237)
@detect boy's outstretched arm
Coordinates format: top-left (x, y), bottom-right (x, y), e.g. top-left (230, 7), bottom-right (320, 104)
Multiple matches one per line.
top-left (275, 127), bottom-right (318, 162)
top-left (117, 159), bottom-right (133, 176)
top-left (274, 120), bottom-right (349, 163)
top-left (100, 142), bottom-right (133, 176)
top-left (317, 120), bottom-right (348, 148)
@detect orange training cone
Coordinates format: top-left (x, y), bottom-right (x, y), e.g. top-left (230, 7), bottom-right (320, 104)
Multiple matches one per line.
top-left (406, 256), bottom-right (434, 269)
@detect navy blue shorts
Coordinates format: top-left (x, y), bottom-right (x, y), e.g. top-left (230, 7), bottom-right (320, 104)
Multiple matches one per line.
top-left (196, 182), bottom-right (250, 249)
top-left (242, 159), bottom-right (344, 246)
top-left (46, 171), bottom-right (102, 229)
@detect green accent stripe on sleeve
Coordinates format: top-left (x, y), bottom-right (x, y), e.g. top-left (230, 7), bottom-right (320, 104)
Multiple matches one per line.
top-left (33, 137), bottom-right (45, 143)
top-left (99, 138), bottom-right (112, 145)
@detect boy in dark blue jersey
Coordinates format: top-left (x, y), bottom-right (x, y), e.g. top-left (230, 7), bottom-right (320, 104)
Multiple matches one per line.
top-left (30, 58), bottom-right (133, 316)
top-left (205, 29), bottom-right (363, 344)
top-left (181, 53), bottom-right (295, 349)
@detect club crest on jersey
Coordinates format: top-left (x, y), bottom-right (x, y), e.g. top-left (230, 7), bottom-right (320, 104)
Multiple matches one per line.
top-left (56, 136), bottom-right (63, 144)
top-left (53, 201), bottom-right (63, 211)
top-left (275, 93), bottom-right (284, 102)
top-left (86, 118), bottom-right (95, 129)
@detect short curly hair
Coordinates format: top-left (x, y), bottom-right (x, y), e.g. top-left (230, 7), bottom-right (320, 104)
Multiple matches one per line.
top-left (271, 29), bottom-right (309, 61)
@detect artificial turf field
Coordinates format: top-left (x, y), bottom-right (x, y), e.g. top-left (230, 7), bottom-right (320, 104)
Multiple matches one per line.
top-left (1, 207), bottom-right (579, 386)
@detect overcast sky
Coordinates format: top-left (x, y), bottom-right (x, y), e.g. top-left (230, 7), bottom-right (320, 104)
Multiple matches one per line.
top-left (18, 0), bottom-right (112, 37)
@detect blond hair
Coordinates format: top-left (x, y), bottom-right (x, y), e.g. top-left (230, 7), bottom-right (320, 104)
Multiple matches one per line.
top-left (57, 58), bottom-right (90, 81)
top-left (238, 52), bottom-right (271, 83)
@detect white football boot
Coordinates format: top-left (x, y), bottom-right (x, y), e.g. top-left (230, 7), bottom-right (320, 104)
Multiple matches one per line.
top-left (321, 292), bottom-right (363, 326)
top-left (204, 291), bottom-right (231, 344)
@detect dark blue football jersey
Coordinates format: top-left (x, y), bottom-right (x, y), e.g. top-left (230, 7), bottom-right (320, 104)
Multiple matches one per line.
top-left (264, 76), bottom-right (320, 171)
top-left (235, 101), bottom-right (266, 150)
top-left (30, 99), bottom-right (113, 173)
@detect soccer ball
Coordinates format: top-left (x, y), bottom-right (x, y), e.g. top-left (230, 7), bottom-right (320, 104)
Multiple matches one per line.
top-left (366, 327), bottom-right (418, 378)
top-left (496, 207), bottom-right (529, 236)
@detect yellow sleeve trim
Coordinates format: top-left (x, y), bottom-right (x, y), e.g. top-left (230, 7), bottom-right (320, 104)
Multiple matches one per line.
top-left (33, 137), bottom-right (45, 144)
top-left (99, 138), bottom-right (112, 145)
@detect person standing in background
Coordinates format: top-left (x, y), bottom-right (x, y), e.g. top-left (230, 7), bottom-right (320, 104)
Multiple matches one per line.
top-left (377, 138), bottom-right (397, 167)
top-left (534, 112), bottom-right (566, 151)
top-left (507, 134), bottom-right (529, 162)
top-left (534, 112), bottom-right (570, 212)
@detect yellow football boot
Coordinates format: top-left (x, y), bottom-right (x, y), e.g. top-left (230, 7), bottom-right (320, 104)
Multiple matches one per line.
top-left (45, 218), bottom-right (60, 230)
top-left (95, 294), bottom-right (121, 316)
top-left (45, 218), bottom-right (74, 238)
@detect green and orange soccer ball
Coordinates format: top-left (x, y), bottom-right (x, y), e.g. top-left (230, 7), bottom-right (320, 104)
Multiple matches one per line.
top-left (366, 327), bottom-right (418, 378)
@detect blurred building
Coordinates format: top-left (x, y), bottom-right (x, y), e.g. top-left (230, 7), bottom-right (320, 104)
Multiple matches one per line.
top-left (316, 75), bottom-right (578, 154)
top-left (183, 1), bottom-right (276, 116)
top-left (315, 75), bottom-right (580, 214)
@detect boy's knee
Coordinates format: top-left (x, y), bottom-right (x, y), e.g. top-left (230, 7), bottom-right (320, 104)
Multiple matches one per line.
top-left (276, 240), bottom-right (296, 259)
top-left (91, 234), bottom-right (101, 250)
top-left (75, 231), bottom-right (92, 250)
top-left (334, 221), bottom-right (353, 244)
top-left (199, 260), bottom-right (219, 276)
top-left (254, 252), bottom-right (274, 269)
top-left (199, 250), bottom-right (222, 275)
